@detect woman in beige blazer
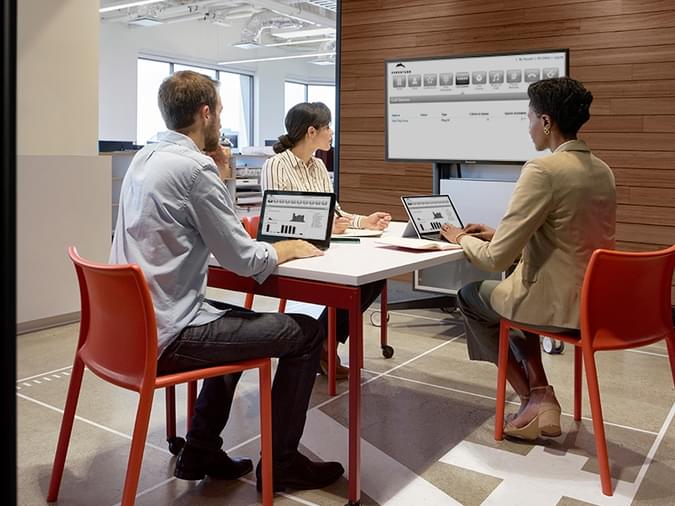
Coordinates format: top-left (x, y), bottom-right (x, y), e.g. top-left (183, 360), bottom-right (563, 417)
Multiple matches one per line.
top-left (440, 77), bottom-right (616, 440)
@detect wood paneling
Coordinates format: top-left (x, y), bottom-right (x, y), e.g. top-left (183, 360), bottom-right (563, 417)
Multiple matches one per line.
top-left (339, 0), bottom-right (675, 256)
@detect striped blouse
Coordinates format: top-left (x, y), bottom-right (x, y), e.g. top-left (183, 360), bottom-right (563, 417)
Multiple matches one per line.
top-left (260, 149), bottom-right (365, 228)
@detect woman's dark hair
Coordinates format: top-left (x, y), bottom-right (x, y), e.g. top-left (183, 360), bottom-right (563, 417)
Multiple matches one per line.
top-left (273, 102), bottom-right (332, 153)
top-left (527, 77), bottom-right (593, 137)
top-left (158, 71), bottom-right (219, 131)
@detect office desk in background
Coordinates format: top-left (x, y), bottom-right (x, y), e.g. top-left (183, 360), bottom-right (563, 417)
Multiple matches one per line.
top-left (208, 222), bottom-right (466, 504)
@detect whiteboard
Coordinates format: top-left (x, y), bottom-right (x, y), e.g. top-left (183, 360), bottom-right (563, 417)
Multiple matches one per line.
top-left (440, 178), bottom-right (516, 228)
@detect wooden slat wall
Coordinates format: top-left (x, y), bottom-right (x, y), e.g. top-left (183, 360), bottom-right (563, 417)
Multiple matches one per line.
top-left (339, 0), bottom-right (675, 300)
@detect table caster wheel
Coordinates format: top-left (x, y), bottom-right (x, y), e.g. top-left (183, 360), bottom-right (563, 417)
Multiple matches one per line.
top-left (381, 345), bottom-right (394, 359)
top-left (542, 337), bottom-right (564, 354)
top-left (168, 436), bottom-right (186, 456)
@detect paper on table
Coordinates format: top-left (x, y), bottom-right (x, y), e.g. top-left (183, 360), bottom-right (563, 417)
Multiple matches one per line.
top-left (331, 228), bottom-right (383, 238)
top-left (374, 236), bottom-right (462, 251)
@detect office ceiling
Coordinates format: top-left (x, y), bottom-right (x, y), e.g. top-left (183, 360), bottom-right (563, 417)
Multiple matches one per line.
top-left (100, 1), bottom-right (337, 62)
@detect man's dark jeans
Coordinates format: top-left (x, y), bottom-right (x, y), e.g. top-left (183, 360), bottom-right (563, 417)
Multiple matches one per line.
top-left (158, 300), bottom-right (324, 463)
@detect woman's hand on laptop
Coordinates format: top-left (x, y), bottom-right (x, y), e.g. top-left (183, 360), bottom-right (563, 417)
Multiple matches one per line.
top-left (362, 212), bottom-right (392, 230)
top-left (272, 240), bottom-right (324, 264)
top-left (463, 223), bottom-right (495, 241)
top-left (440, 224), bottom-right (465, 244)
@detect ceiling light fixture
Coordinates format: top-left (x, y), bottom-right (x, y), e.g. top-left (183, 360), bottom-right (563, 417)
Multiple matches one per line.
top-left (128, 16), bottom-right (163, 26)
top-left (219, 52), bottom-right (335, 65)
top-left (226, 11), bottom-right (260, 20)
top-left (99, 0), bottom-right (164, 13)
top-left (233, 41), bottom-right (261, 49)
top-left (272, 27), bottom-right (335, 39)
top-left (264, 37), bottom-right (334, 47)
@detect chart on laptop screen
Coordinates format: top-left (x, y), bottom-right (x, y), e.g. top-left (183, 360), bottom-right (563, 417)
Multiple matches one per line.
top-left (404, 196), bottom-right (463, 233)
top-left (261, 193), bottom-right (332, 240)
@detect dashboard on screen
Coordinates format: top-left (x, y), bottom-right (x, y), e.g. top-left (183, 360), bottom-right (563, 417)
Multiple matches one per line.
top-left (385, 49), bottom-right (568, 163)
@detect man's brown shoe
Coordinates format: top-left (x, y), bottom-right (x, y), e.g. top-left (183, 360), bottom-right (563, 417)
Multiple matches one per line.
top-left (319, 343), bottom-right (349, 379)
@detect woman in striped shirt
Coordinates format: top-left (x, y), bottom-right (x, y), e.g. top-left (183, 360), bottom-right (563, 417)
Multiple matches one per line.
top-left (261, 102), bottom-right (391, 233)
top-left (261, 101), bottom-right (391, 379)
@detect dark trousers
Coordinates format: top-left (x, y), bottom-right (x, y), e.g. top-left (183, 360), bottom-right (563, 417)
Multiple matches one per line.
top-left (457, 281), bottom-right (576, 365)
top-left (317, 280), bottom-right (385, 344)
top-left (157, 301), bottom-right (324, 463)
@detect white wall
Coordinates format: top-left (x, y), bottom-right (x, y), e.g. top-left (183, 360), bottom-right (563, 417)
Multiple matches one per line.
top-left (17, 0), bottom-right (111, 327)
top-left (99, 20), bottom-right (336, 144)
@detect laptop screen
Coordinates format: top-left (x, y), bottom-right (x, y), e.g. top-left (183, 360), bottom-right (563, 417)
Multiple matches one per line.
top-left (401, 195), bottom-right (463, 237)
top-left (257, 190), bottom-right (336, 249)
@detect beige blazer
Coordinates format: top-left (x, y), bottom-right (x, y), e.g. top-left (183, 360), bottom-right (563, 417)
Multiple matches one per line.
top-left (459, 140), bottom-right (616, 329)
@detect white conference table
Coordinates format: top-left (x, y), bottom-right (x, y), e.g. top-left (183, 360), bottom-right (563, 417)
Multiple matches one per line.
top-left (208, 222), bottom-right (466, 505)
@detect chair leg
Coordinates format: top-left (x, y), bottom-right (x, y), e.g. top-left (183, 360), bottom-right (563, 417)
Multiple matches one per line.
top-left (665, 333), bottom-right (675, 388)
top-left (277, 298), bottom-right (287, 313)
top-left (494, 321), bottom-right (510, 441)
top-left (187, 381), bottom-right (198, 431)
top-left (165, 386), bottom-right (177, 441)
top-left (47, 359), bottom-right (86, 502)
top-left (244, 293), bottom-right (254, 310)
top-left (582, 348), bottom-right (613, 496)
top-left (259, 360), bottom-right (274, 506)
top-left (328, 307), bottom-right (337, 396)
top-left (574, 346), bottom-right (583, 421)
top-left (121, 390), bottom-right (155, 506)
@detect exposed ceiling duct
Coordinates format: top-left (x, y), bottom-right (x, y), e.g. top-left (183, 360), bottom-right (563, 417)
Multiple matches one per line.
top-left (99, 1), bottom-right (337, 59)
top-left (100, 1), bottom-right (334, 30)
top-left (234, 9), bottom-right (304, 48)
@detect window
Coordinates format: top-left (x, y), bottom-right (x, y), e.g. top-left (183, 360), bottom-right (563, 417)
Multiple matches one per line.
top-left (308, 84), bottom-right (336, 129)
top-left (136, 58), bottom-right (253, 147)
top-left (284, 81), bottom-right (336, 130)
top-left (136, 59), bottom-right (170, 145)
top-left (284, 81), bottom-right (307, 118)
top-left (173, 64), bottom-right (217, 79)
top-left (218, 71), bottom-right (252, 148)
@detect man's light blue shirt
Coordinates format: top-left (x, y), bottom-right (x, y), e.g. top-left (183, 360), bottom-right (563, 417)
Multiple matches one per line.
top-left (110, 131), bottom-right (278, 356)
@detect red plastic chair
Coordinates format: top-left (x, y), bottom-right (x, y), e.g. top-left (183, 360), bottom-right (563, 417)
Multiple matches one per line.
top-left (241, 215), bottom-right (390, 395)
top-left (48, 247), bottom-right (274, 505)
top-left (495, 245), bottom-right (675, 496)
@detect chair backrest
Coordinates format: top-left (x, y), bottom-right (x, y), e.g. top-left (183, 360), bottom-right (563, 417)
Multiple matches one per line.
top-left (68, 246), bottom-right (158, 392)
top-left (241, 215), bottom-right (260, 239)
top-left (580, 245), bottom-right (675, 351)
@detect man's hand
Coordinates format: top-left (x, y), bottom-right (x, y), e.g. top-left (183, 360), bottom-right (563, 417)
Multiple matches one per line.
top-left (362, 211), bottom-right (392, 230)
top-left (332, 216), bottom-right (350, 234)
top-left (463, 223), bottom-right (495, 241)
top-left (272, 240), bottom-right (324, 264)
top-left (206, 146), bottom-right (232, 180)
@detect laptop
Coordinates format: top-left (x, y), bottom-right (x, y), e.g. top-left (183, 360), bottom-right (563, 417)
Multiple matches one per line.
top-left (257, 190), bottom-right (336, 250)
top-left (400, 194), bottom-right (464, 242)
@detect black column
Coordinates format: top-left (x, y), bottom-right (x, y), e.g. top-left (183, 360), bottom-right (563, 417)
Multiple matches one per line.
top-left (2, 0), bottom-right (17, 504)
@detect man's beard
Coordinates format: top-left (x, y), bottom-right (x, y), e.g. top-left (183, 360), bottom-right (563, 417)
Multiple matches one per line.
top-left (203, 119), bottom-right (220, 151)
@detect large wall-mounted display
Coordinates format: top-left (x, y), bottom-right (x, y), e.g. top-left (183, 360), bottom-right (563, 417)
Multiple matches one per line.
top-left (385, 49), bottom-right (568, 163)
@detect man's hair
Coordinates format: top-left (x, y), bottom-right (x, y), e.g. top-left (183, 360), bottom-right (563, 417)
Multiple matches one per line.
top-left (273, 102), bottom-right (332, 154)
top-left (527, 77), bottom-right (593, 137)
top-left (158, 71), bottom-right (220, 131)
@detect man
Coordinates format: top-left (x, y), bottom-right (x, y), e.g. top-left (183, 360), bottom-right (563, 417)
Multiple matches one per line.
top-left (110, 71), bottom-right (344, 492)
